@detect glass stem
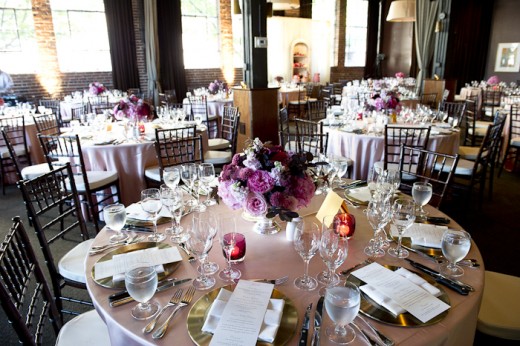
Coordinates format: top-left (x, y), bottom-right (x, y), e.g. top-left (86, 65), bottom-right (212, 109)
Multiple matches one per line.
top-left (397, 228), bottom-right (404, 255)
top-left (303, 259), bottom-right (310, 283)
top-left (153, 214), bottom-right (158, 240)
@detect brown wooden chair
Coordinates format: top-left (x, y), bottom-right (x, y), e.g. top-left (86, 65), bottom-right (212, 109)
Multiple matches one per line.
top-left (188, 95), bottom-right (219, 138)
top-left (87, 95), bottom-right (109, 114)
top-left (499, 104), bottom-right (520, 176)
top-left (481, 88), bottom-right (502, 121)
top-left (0, 216), bottom-right (110, 345)
top-left (39, 98), bottom-right (63, 127)
top-left (438, 100), bottom-right (466, 128)
top-left (32, 113), bottom-right (61, 136)
top-left (306, 99), bottom-right (327, 121)
top-left (294, 118), bottom-right (328, 156)
top-left (207, 106), bottom-right (240, 154)
top-left (420, 93), bottom-right (438, 109)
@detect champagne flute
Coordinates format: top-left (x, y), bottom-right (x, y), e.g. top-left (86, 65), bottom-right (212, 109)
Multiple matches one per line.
top-left (125, 264), bottom-right (159, 320)
top-left (141, 188), bottom-right (165, 242)
top-left (317, 219), bottom-right (349, 293)
top-left (186, 214), bottom-right (216, 290)
top-left (218, 215), bottom-right (241, 282)
top-left (412, 182), bottom-right (433, 218)
top-left (199, 163), bottom-right (217, 206)
top-left (440, 229), bottom-right (471, 277)
top-left (103, 203), bottom-right (128, 243)
top-left (169, 188), bottom-right (188, 244)
top-left (181, 163), bottom-right (200, 209)
top-left (325, 283), bottom-right (361, 344)
top-left (293, 220), bottom-right (320, 291)
top-left (163, 166), bottom-right (180, 190)
top-left (388, 199), bottom-right (416, 258)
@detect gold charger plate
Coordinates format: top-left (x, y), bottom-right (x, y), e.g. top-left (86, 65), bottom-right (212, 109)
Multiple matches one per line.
top-left (91, 242), bottom-right (180, 289)
top-left (343, 190), bottom-right (369, 206)
top-left (347, 265), bottom-right (450, 327)
top-left (126, 216), bottom-right (171, 227)
top-left (187, 284), bottom-right (298, 345)
top-left (397, 236), bottom-right (443, 258)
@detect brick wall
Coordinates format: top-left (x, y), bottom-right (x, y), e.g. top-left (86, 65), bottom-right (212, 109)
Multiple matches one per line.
top-left (330, 66), bottom-right (365, 83)
top-left (185, 68), bottom-right (244, 92)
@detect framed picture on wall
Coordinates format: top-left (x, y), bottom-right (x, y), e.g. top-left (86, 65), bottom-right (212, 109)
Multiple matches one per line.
top-left (495, 43), bottom-right (520, 72)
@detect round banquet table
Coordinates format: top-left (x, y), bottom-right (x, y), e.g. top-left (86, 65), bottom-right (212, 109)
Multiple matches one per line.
top-left (326, 124), bottom-right (460, 180)
top-left (85, 193), bottom-right (484, 346)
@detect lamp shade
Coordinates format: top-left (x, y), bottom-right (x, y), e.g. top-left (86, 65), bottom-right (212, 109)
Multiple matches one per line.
top-left (270, 0), bottom-right (300, 11)
top-left (386, 0), bottom-right (416, 22)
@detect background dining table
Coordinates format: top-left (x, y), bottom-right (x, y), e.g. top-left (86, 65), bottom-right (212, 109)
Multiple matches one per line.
top-left (85, 192), bottom-right (484, 346)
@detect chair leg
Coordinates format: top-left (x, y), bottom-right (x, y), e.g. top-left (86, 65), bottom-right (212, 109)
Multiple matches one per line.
top-left (498, 145), bottom-right (510, 177)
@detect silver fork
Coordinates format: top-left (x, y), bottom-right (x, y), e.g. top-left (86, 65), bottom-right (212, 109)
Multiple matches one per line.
top-left (152, 286), bottom-right (196, 339)
top-left (88, 235), bottom-right (142, 255)
top-left (142, 289), bottom-right (183, 334)
top-left (262, 275), bottom-right (289, 285)
top-left (339, 256), bottom-right (375, 277)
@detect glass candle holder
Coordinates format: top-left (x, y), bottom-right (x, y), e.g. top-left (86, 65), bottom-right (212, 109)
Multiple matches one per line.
top-left (335, 213), bottom-right (356, 238)
top-left (222, 232), bottom-right (246, 263)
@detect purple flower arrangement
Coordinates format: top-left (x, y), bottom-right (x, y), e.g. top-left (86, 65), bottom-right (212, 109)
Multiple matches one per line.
top-left (366, 90), bottom-right (401, 112)
top-left (89, 82), bottom-right (106, 95)
top-left (217, 138), bottom-right (316, 221)
top-left (395, 72), bottom-right (405, 79)
top-left (113, 94), bottom-right (152, 122)
top-left (208, 80), bottom-right (228, 95)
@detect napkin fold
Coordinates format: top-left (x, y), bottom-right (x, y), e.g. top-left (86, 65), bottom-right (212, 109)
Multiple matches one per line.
top-left (347, 186), bottom-right (372, 202)
top-left (112, 265), bottom-right (165, 284)
top-left (202, 288), bottom-right (285, 343)
top-left (126, 203), bottom-right (171, 221)
top-left (390, 223), bottom-right (447, 248)
top-left (360, 268), bottom-right (441, 316)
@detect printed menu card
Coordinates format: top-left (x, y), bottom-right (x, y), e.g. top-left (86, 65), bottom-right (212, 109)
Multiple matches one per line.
top-left (210, 280), bottom-right (274, 346)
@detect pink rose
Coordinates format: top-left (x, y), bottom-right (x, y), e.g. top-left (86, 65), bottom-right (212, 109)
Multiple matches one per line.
top-left (247, 170), bottom-right (275, 194)
top-left (245, 193), bottom-right (267, 216)
top-left (288, 176), bottom-right (315, 209)
top-left (217, 180), bottom-right (242, 210)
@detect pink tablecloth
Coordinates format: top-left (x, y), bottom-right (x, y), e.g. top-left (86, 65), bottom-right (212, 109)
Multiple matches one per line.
top-left (85, 195), bottom-right (484, 346)
top-left (327, 126), bottom-right (460, 180)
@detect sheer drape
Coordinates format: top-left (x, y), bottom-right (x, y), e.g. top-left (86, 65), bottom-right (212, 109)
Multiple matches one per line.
top-left (414, 0), bottom-right (438, 94)
top-left (144, 0), bottom-right (160, 105)
top-left (103, 0), bottom-right (139, 91)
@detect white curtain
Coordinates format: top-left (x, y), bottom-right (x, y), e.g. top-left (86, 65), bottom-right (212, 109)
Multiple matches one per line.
top-left (414, 0), bottom-right (439, 95)
top-left (144, 0), bottom-right (160, 106)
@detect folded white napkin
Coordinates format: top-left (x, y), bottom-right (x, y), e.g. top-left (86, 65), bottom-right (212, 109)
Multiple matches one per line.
top-left (112, 264), bottom-right (165, 284)
top-left (126, 203), bottom-right (171, 221)
top-left (202, 288), bottom-right (285, 343)
top-left (360, 268), bottom-right (441, 316)
top-left (390, 223), bottom-right (447, 248)
top-left (347, 186), bottom-right (372, 202)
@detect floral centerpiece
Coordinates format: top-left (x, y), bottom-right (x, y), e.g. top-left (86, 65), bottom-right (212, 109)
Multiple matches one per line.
top-left (395, 72), bottom-right (405, 79)
top-left (89, 82), bottom-right (106, 95)
top-left (218, 138), bottom-right (316, 234)
top-left (208, 80), bottom-right (228, 95)
top-left (113, 94), bottom-right (152, 122)
top-left (366, 90), bottom-right (401, 113)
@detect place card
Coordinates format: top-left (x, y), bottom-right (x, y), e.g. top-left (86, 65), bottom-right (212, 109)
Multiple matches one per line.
top-left (316, 190), bottom-right (349, 227)
top-left (352, 262), bottom-right (450, 323)
top-left (210, 280), bottom-right (274, 346)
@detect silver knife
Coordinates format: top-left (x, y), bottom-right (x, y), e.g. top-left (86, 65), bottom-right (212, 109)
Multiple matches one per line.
top-left (405, 259), bottom-right (474, 295)
top-left (311, 297), bottom-right (324, 346)
top-left (109, 278), bottom-right (192, 307)
top-left (299, 303), bottom-right (312, 345)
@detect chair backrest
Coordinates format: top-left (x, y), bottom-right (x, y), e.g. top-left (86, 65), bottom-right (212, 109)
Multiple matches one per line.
top-left (398, 144), bottom-right (460, 208)
top-left (420, 93), bottom-right (437, 109)
top-left (463, 99), bottom-right (478, 146)
top-left (188, 95), bottom-right (208, 121)
top-left (70, 104), bottom-right (87, 123)
top-left (439, 101), bottom-right (466, 128)
top-left (278, 107), bottom-right (289, 134)
top-left (0, 115), bottom-right (29, 157)
top-left (1, 127), bottom-right (26, 181)
top-left (384, 125), bottom-right (431, 169)
top-left (481, 89), bottom-right (502, 121)
top-left (319, 87), bottom-right (332, 107)
top-left (221, 106), bottom-right (240, 154)
top-left (0, 217), bottom-right (62, 345)
top-left (88, 95), bottom-right (109, 114)
top-left (294, 118), bottom-right (328, 156)
top-left (307, 99), bottom-right (327, 121)
top-left (509, 104), bottom-right (520, 144)
top-left (32, 113), bottom-right (61, 136)
top-left (17, 164), bottom-right (90, 313)
top-left (39, 98), bottom-right (60, 115)
top-left (154, 126), bottom-right (203, 182)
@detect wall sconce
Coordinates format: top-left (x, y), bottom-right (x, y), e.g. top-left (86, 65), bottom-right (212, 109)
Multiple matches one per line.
top-left (233, 0), bottom-right (241, 15)
top-left (386, 0), bottom-right (416, 22)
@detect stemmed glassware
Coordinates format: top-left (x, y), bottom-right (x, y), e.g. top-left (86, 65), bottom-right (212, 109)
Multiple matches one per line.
top-left (160, 186), bottom-right (187, 243)
top-left (163, 166), bottom-right (181, 190)
top-left (194, 212), bottom-right (219, 276)
top-left (364, 194), bottom-right (391, 257)
top-left (324, 282), bottom-right (361, 344)
top-left (199, 163), bottom-right (217, 206)
top-left (388, 199), bottom-right (416, 258)
top-left (218, 215), bottom-right (241, 282)
top-left (140, 188), bottom-right (165, 242)
top-left (440, 229), bottom-right (471, 277)
top-left (293, 220), bottom-right (321, 291)
top-left (125, 264), bottom-right (159, 320)
top-left (103, 203), bottom-right (128, 243)
top-left (367, 166), bottom-right (381, 199)
top-left (181, 163), bottom-right (203, 211)
top-left (186, 214), bottom-right (216, 290)
top-left (332, 156), bottom-right (350, 188)
top-left (317, 217), bottom-right (349, 294)
top-left (412, 182), bottom-right (433, 218)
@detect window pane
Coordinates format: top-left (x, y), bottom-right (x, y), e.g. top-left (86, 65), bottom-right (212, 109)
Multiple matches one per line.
top-left (345, 0), bottom-right (368, 67)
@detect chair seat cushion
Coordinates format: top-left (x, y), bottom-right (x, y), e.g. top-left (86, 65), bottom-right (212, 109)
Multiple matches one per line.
top-left (72, 171), bottom-right (119, 191)
top-left (208, 138), bottom-right (231, 150)
top-left (1, 143), bottom-right (28, 159)
top-left (21, 163), bottom-right (50, 180)
top-left (510, 136), bottom-right (520, 147)
top-left (458, 146), bottom-right (479, 161)
top-left (436, 158), bottom-right (475, 176)
top-left (204, 150), bottom-right (232, 165)
top-left (288, 100), bottom-right (307, 105)
top-left (477, 271), bottom-right (520, 340)
top-left (468, 127), bottom-right (488, 137)
top-left (144, 165), bottom-right (161, 182)
top-left (475, 120), bottom-right (492, 129)
top-left (56, 309), bottom-right (111, 346)
top-left (58, 239), bottom-right (94, 284)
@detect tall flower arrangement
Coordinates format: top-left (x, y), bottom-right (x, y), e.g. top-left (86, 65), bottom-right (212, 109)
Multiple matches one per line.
top-left (89, 82), bottom-right (106, 95)
top-left (113, 94), bottom-right (152, 121)
top-left (366, 90), bottom-right (401, 112)
top-left (218, 138), bottom-right (316, 221)
top-left (208, 80), bottom-right (228, 95)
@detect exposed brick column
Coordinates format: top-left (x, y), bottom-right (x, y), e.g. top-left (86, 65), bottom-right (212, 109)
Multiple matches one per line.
top-left (336, 0), bottom-right (346, 67)
top-left (219, 0), bottom-right (235, 84)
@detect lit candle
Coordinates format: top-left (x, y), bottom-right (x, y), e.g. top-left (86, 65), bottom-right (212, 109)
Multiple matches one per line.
top-left (335, 213), bottom-right (356, 238)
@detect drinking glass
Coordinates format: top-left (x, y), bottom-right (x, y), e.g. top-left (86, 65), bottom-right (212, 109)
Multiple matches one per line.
top-left (440, 229), bottom-right (471, 277)
top-left (367, 166), bottom-right (380, 199)
top-left (317, 218), bottom-right (349, 291)
top-left (194, 212), bottom-right (219, 276)
top-left (125, 264), bottom-right (159, 320)
top-left (293, 220), bottom-right (321, 291)
top-left (388, 199), bottom-right (416, 258)
top-left (333, 157), bottom-right (350, 188)
top-left (412, 182), bottom-right (433, 218)
top-left (325, 283), bottom-right (361, 344)
top-left (163, 166), bottom-right (181, 190)
top-left (218, 215), bottom-right (241, 282)
top-left (186, 214), bottom-right (216, 290)
top-left (160, 186), bottom-right (186, 241)
top-left (364, 196), bottom-right (391, 257)
top-left (141, 188), bottom-right (165, 242)
top-left (181, 163), bottom-right (201, 209)
top-left (103, 203), bottom-right (128, 242)
top-left (199, 163), bottom-right (217, 206)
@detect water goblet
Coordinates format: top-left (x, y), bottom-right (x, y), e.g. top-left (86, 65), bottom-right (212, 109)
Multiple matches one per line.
top-left (125, 264), bottom-right (159, 320)
top-left (141, 188), bottom-right (165, 242)
top-left (367, 166), bottom-right (381, 199)
top-left (103, 203), bottom-right (128, 243)
top-left (440, 229), bottom-right (471, 277)
top-left (324, 282), bottom-right (361, 344)
top-left (293, 220), bottom-right (321, 291)
top-left (181, 163), bottom-right (202, 210)
top-left (194, 212), bottom-right (219, 276)
top-left (317, 218), bottom-right (349, 292)
top-left (186, 215), bottom-right (216, 290)
top-left (199, 163), bottom-right (217, 206)
top-left (364, 196), bottom-right (391, 257)
top-left (412, 182), bottom-right (433, 218)
top-left (163, 166), bottom-right (181, 190)
top-left (388, 199), bottom-right (416, 258)
top-left (218, 215), bottom-right (241, 282)
top-left (333, 157), bottom-right (350, 188)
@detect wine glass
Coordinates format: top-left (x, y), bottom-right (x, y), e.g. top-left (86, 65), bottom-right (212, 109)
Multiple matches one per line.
top-left (194, 212), bottom-right (219, 276)
top-left (367, 166), bottom-right (380, 199)
top-left (186, 214), bottom-right (216, 290)
top-left (140, 188), bottom-right (165, 242)
top-left (180, 163), bottom-right (200, 209)
top-left (324, 282), bottom-right (361, 344)
top-left (160, 186), bottom-right (186, 241)
top-left (440, 229), bottom-right (471, 277)
top-left (293, 220), bottom-right (321, 291)
top-left (388, 199), bottom-right (416, 258)
top-left (125, 264), bottom-right (159, 320)
top-left (333, 157), bottom-right (350, 188)
top-left (364, 195), bottom-right (391, 257)
top-left (163, 166), bottom-right (180, 190)
top-left (103, 203), bottom-right (128, 243)
top-left (412, 182), bottom-right (433, 218)
top-left (199, 163), bottom-right (217, 206)
top-left (317, 218), bottom-right (349, 293)
top-left (218, 215), bottom-right (241, 282)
